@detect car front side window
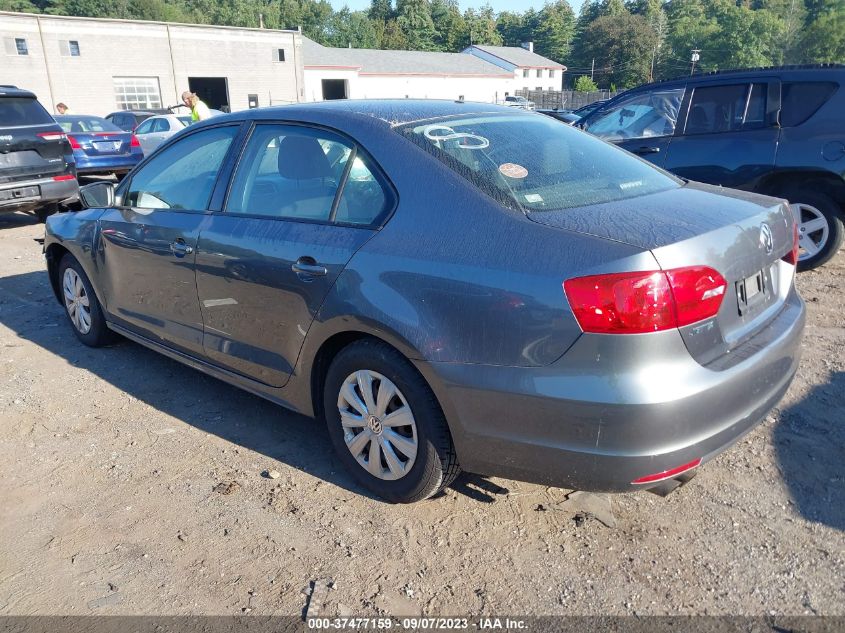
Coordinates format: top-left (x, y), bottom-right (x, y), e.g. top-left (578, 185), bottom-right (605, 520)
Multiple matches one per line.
top-left (125, 125), bottom-right (238, 211)
top-left (586, 88), bottom-right (684, 141)
top-left (134, 119), bottom-right (153, 135)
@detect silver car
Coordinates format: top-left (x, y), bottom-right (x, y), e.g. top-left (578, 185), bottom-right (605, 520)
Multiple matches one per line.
top-left (44, 101), bottom-right (805, 503)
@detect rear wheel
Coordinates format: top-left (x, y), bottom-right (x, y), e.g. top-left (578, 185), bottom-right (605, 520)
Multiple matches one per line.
top-left (786, 190), bottom-right (844, 271)
top-left (58, 255), bottom-right (117, 347)
top-left (323, 339), bottom-right (460, 503)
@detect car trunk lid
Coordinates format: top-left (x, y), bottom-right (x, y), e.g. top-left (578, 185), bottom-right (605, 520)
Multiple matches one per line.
top-left (528, 181), bottom-right (795, 364)
top-left (69, 132), bottom-right (132, 156)
top-left (0, 97), bottom-right (70, 184)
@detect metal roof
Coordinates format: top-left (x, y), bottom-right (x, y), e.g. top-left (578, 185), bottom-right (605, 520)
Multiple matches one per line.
top-left (303, 38), bottom-right (512, 77)
top-left (466, 45), bottom-right (565, 70)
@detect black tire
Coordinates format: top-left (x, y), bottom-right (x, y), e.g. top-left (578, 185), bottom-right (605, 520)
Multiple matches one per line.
top-left (785, 189), bottom-right (844, 272)
top-left (58, 254), bottom-right (117, 347)
top-left (323, 339), bottom-right (460, 503)
top-left (35, 204), bottom-right (58, 223)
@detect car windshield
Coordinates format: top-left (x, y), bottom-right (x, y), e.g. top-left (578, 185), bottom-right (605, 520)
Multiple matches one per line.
top-left (397, 113), bottom-right (680, 212)
top-left (55, 115), bottom-right (122, 133)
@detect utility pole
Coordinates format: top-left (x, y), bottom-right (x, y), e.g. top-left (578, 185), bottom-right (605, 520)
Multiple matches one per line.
top-left (590, 58), bottom-right (595, 81)
top-left (690, 49), bottom-right (700, 76)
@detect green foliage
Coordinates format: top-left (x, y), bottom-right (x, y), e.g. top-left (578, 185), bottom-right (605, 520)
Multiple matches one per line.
top-left (396, 0), bottom-right (437, 50)
top-left (574, 75), bottom-right (599, 91)
top-left (574, 12), bottom-right (658, 87)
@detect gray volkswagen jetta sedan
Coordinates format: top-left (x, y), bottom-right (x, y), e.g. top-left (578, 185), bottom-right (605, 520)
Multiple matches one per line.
top-left (44, 100), bottom-right (805, 503)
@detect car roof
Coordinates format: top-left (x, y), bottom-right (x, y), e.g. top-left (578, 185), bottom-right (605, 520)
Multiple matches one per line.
top-left (55, 114), bottom-right (107, 120)
top-left (0, 85), bottom-right (37, 99)
top-left (627, 63), bottom-right (845, 93)
top-left (202, 99), bottom-right (528, 130)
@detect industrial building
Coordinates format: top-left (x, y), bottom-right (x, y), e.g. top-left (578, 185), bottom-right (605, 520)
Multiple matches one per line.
top-left (1, 11), bottom-right (566, 116)
top-left (1, 11), bottom-right (303, 115)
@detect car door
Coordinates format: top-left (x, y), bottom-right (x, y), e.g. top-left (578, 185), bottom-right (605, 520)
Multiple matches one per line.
top-left (661, 80), bottom-right (781, 190)
top-left (98, 123), bottom-right (242, 356)
top-left (581, 85), bottom-right (686, 167)
top-left (132, 118), bottom-right (158, 155)
top-left (194, 122), bottom-right (394, 387)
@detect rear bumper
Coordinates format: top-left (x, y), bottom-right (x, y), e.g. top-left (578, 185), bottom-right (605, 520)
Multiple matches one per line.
top-left (0, 176), bottom-right (79, 213)
top-left (75, 154), bottom-right (141, 175)
top-left (417, 288), bottom-right (805, 492)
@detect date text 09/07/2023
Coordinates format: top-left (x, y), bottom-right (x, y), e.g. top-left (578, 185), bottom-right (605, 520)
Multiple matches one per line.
top-left (306, 617), bottom-right (528, 629)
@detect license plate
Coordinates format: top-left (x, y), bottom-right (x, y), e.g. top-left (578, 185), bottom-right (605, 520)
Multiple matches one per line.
top-left (0, 185), bottom-right (40, 202)
top-left (736, 270), bottom-right (766, 315)
top-left (93, 141), bottom-right (122, 152)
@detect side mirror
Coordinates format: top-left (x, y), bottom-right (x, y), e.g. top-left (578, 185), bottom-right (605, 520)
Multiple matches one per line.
top-left (79, 181), bottom-right (115, 209)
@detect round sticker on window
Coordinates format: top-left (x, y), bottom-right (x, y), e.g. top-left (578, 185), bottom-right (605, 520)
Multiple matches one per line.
top-left (499, 163), bottom-right (528, 179)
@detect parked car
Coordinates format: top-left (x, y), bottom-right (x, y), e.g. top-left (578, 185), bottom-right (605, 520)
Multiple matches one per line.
top-left (0, 85), bottom-right (77, 222)
top-left (132, 114), bottom-right (192, 155)
top-left (536, 108), bottom-right (580, 124)
top-left (578, 65), bottom-right (845, 270)
top-left (572, 99), bottom-right (610, 120)
top-left (54, 115), bottom-right (144, 177)
top-left (44, 100), bottom-right (804, 503)
top-left (502, 95), bottom-right (535, 110)
top-left (104, 110), bottom-right (167, 132)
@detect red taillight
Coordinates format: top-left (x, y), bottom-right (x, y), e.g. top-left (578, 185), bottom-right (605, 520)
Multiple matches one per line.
top-left (130, 135), bottom-right (141, 148)
top-left (37, 131), bottom-right (66, 142)
top-left (782, 220), bottom-right (799, 266)
top-left (563, 266), bottom-right (726, 334)
top-left (66, 135), bottom-right (82, 149)
top-left (52, 174), bottom-right (75, 181)
top-left (631, 458), bottom-right (702, 485)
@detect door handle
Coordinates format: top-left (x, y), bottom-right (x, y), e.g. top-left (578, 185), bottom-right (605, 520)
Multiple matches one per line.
top-left (170, 239), bottom-right (194, 257)
top-left (634, 146), bottom-right (661, 154)
top-left (292, 257), bottom-right (328, 278)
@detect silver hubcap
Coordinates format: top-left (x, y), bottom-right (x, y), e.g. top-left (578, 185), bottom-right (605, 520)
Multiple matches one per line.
top-left (337, 370), bottom-right (418, 481)
top-left (62, 268), bottom-right (92, 334)
top-left (791, 202), bottom-right (829, 261)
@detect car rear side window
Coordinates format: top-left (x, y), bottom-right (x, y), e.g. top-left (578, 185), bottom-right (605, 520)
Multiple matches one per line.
top-left (0, 97), bottom-right (55, 127)
top-left (399, 113), bottom-right (679, 212)
top-left (124, 125), bottom-right (238, 211)
top-left (226, 123), bottom-right (390, 225)
top-left (684, 83), bottom-right (766, 135)
top-left (781, 81), bottom-right (838, 127)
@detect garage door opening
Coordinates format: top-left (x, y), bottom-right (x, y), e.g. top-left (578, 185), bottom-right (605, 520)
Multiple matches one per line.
top-left (188, 77), bottom-right (230, 112)
top-left (321, 79), bottom-right (348, 101)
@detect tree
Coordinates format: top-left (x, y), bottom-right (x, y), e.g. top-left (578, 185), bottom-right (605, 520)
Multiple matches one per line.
top-left (396, 0), bottom-right (437, 50)
top-left (496, 10), bottom-right (528, 46)
top-left (574, 12), bottom-right (658, 88)
top-left (534, 1), bottom-right (575, 63)
top-left (430, 0), bottom-right (465, 51)
top-left (368, 0), bottom-right (392, 22)
top-left (326, 8), bottom-right (378, 48)
top-left (461, 3), bottom-right (501, 47)
top-left (797, 0), bottom-right (845, 63)
top-left (574, 75), bottom-right (598, 91)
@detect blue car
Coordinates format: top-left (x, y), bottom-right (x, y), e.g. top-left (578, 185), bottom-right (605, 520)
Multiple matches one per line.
top-left (54, 115), bottom-right (143, 177)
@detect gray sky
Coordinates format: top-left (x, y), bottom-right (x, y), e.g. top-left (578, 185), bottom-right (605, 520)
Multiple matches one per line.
top-left (327, 0), bottom-right (586, 14)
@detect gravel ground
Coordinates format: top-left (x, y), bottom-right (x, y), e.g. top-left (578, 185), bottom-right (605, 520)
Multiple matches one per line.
top-left (0, 210), bottom-right (843, 617)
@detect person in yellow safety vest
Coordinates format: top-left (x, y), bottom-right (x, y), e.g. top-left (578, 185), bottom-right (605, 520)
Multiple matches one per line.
top-left (181, 91), bottom-right (211, 122)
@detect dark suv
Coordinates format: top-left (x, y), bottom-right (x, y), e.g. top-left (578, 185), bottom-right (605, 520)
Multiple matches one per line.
top-left (579, 65), bottom-right (845, 270)
top-left (0, 86), bottom-right (78, 222)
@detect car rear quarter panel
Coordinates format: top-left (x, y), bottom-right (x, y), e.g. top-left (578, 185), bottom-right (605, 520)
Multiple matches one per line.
top-left (44, 209), bottom-right (105, 304)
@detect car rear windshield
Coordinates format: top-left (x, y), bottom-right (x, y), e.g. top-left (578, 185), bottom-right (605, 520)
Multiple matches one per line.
top-left (55, 116), bottom-right (122, 133)
top-left (398, 113), bottom-right (680, 212)
top-left (0, 97), bottom-right (55, 127)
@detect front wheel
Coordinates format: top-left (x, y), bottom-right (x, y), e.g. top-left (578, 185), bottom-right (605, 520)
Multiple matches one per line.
top-left (58, 255), bottom-right (117, 347)
top-left (323, 340), bottom-right (460, 503)
top-left (787, 191), bottom-right (844, 271)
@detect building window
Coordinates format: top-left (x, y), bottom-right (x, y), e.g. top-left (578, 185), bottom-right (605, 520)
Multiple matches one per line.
top-left (113, 77), bottom-right (162, 111)
top-left (522, 69), bottom-right (529, 78)
top-left (536, 69), bottom-right (542, 78)
top-left (15, 38), bottom-right (28, 55)
top-left (549, 69), bottom-right (555, 78)
top-left (60, 40), bottom-right (81, 57)
top-left (274, 48), bottom-right (285, 62)
top-left (536, 86), bottom-right (543, 91)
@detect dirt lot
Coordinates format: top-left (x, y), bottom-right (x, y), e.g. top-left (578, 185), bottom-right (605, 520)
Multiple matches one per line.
top-left (0, 210), bottom-right (843, 617)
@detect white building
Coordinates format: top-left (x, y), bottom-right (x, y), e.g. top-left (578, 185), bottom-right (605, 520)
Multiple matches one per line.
top-left (0, 11), bottom-right (303, 115)
top-left (303, 38), bottom-right (515, 103)
top-left (463, 43), bottom-right (566, 93)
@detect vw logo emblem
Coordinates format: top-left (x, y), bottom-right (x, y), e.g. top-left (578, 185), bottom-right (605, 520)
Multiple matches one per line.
top-left (760, 223), bottom-right (774, 255)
